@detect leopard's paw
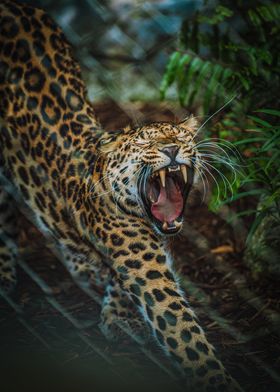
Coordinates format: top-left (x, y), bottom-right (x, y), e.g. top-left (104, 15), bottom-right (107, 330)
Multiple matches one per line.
top-left (99, 305), bottom-right (150, 344)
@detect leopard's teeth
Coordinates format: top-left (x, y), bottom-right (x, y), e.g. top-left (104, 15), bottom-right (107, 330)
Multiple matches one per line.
top-left (174, 219), bottom-right (182, 228)
top-left (162, 221), bottom-right (168, 230)
top-left (159, 169), bottom-right (166, 188)
top-left (181, 165), bottom-right (187, 183)
top-left (168, 165), bottom-right (179, 172)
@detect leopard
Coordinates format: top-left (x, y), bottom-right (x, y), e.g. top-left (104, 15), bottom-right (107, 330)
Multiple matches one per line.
top-left (0, 1), bottom-right (242, 390)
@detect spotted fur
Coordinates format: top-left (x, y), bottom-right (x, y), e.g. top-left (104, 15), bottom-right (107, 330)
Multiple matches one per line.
top-left (0, 1), bottom-right (242, 390)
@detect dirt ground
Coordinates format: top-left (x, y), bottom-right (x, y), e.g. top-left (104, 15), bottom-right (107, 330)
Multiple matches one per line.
top-left (0, 101), bottom-right (279, 392)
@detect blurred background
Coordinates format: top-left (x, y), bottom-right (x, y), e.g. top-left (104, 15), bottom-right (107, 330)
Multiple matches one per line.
top-left (23, 0), bottom-right (203, 103)
top-left (0, 1), bottom-right (279, 391)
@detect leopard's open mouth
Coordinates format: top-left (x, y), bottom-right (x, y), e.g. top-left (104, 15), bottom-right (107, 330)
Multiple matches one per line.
top-left (139, 164), bottom-right (194, 234)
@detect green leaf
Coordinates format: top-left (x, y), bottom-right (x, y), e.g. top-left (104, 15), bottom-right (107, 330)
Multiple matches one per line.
top-left (256, 109), bottom-right (280, 117)
top-left (176, 53), bottom-right (193, 105)
top-left (246, 210), bottom-right (267, 245)
top-left (265, 151), bottom-right (280, 170)
top-left (179, 56), bottom-right (202, 105)
top-left (203, 64), bottom-right (224, 114)
top-left (188, 60), bottom-right (212, 106)
top-left (235, 209), bottom-right (259, 217)
top-left (236, 72), bottom-right (250, 91)
top-left (198, 5), bottom-right (233, 25)
top-left (234, 137), bottom-right (268, 146)
top-left (262, 132), bottom-right (280, 151)
top-left (218, 188), bottom-right (264, 204)
top-left (160, 51), bottom-right (181, 99)
top-left (257, 4), bottom-right (280, 22)
top-left (248, 9), bottom-right (262, 26)
top-left (247, 115), bottom-right (272, 127)
top-left (177, 53), bottom-right (192, 79)
top-left (247, 50), bottom-right (258, 76)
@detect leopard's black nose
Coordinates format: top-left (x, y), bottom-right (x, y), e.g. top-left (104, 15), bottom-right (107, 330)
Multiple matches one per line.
top-left (160, 145), bottom-right (179, 161)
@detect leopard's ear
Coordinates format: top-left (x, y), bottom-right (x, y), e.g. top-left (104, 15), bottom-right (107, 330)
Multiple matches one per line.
top-left (178, 115), bottom-right (198, 133)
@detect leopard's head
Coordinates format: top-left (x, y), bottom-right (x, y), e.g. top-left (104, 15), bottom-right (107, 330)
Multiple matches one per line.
top-left (98, 117), bottom-right (199, 235)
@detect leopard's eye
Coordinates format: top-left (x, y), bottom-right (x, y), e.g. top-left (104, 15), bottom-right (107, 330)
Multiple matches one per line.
top-left (100, 137), bottom-right (114, 145)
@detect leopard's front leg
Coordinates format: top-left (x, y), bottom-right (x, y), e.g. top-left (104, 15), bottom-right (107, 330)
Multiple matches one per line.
top-left (110, 229), bottom-right (241, 391)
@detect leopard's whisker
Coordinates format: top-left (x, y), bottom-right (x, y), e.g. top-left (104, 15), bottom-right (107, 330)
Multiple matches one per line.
top-left (196, 160), bottom-right (222, 202)
top-left (196, 142), bottom-right (242, 165)
top-left (203, 160), bottom-right (233, 197)
top-left (198, 154), bottom-right (242, 186)
top-left (192, 94), bottom-right (237, 139)
top-left (192, 160), bottom-right (208, 203)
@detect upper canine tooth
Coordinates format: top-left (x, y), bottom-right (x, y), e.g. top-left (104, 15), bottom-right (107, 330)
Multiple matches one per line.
top-left (181, 165), bottom-right (187, 183)
top-left (162, 221), bottom-right (168, 230)
top-left (159, 169), bottom-right (166, 187)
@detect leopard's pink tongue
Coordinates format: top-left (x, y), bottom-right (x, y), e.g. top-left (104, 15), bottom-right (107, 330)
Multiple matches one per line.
top-left (151, 178), bottom-right (183, 223)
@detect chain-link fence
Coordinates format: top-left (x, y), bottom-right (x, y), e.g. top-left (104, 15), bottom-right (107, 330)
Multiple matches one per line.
top-left (0, 1), bottom-right (279, 391)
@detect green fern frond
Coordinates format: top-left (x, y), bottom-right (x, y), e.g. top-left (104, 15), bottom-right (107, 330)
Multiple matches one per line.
top-left (161, 50), bottom-right (236, 111)
top-left (198, 5), bottom-right (233, 25)
top-left (257, 4), bottom-right (280, 22)
top-left (160, 51), bottom-right (181, 99)
top-left (188, 60), bottom-right (212, 106)
top-left (162, 0), bottom-right (279, 112)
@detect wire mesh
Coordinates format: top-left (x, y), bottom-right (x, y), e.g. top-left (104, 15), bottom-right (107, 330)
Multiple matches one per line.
top-left (0, 1), bottom-right (279, 392)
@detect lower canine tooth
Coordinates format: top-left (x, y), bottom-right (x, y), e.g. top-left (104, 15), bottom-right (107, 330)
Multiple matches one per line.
top-left (181, 165), bottom-right (187, 183)
top-left (174, 220), bottom-right (182, 228)
top-left (163, 221), bottom-right (168, 230)
top-left (159, 169), bottom-right (166, 187)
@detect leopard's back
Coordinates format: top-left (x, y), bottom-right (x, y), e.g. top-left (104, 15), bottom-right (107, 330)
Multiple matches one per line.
top-left (0, 0), bottom-right (88, 118)
top-left (0, 0), bottom-right (99, 169)
top-left (0, 0), bottom-right (102, 230)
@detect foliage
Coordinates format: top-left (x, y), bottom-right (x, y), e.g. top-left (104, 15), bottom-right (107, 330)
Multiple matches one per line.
top-left (160, 0), bottom-right (280, 115)
top-left (210, 110), bottom-right (280, 241)
top-left (160, 0), bottom-right (280, 248)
